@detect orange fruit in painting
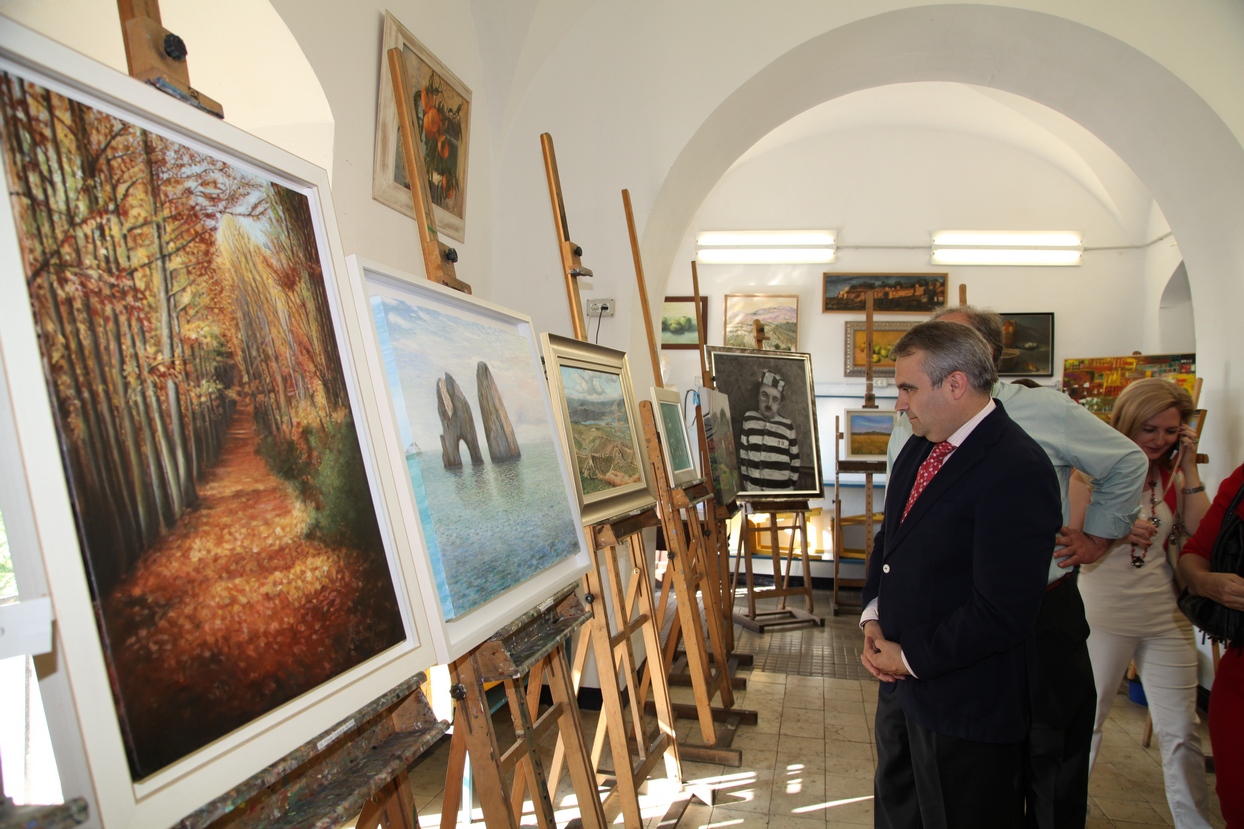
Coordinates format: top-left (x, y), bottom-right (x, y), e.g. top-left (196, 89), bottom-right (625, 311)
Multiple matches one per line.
top-left (423, 107), bottom-right (442, 138)
top-left (438, 136), bottom-right (450, 158)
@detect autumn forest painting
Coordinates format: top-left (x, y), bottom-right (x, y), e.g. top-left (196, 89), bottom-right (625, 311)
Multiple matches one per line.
top-left (0, 72), bottom-right (404, 778)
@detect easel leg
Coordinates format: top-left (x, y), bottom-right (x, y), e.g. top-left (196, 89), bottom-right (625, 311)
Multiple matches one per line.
top-left (440, 706), bottom-right (470, 829)
top-left (547, 645), bottom-right (609, 829)
top-left (451, 656), bottom-right (520, 829)
top-left (357, 773), bottom-right (419, 829)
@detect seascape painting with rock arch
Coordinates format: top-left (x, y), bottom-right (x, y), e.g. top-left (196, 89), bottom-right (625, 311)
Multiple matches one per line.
top-left (367, 282), bottom-right (582, 621)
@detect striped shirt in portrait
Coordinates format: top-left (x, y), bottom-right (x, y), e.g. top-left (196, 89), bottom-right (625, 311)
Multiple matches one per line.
top-left (738, 411), bottom-right (800, 491)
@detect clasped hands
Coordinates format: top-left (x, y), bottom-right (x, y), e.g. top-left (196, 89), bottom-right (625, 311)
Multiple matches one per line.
top-left (862, 620), bottom-right (910, 683)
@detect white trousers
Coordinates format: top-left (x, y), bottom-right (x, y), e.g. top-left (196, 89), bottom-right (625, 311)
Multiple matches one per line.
top-left (1086, 622), bottom-right (1211, 829)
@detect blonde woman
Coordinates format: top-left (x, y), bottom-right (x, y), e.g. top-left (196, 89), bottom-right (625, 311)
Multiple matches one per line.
top-left (1071, 378), bottom-right (1212, 827)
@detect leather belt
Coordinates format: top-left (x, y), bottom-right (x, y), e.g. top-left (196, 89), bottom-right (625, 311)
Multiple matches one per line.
top-left (1046, 571), bottom-right (1077, 592)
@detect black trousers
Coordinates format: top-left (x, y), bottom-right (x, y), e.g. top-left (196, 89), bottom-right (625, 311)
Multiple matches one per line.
top-left (1024, 579), bottom-right (1095, 829)
top-left (874, 686), bottom-right (1025, 829)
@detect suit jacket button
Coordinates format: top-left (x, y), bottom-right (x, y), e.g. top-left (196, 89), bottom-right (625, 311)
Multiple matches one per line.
top-left (882, 564), bottom-right (890, 573)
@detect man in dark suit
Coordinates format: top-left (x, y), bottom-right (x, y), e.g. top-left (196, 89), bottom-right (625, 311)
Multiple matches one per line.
top-left (861, 320), bottom-right (1062, 828)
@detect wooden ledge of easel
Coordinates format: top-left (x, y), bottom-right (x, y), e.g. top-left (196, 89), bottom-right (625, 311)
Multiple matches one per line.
top-left (739, 497), bottom-right (814, 513)
top-left (473, 585), bottom-right (589, 681)
top-left (838, 460), bottom-right (887, 474)
top-left (179, 674), bottom-right (446, 829)
top-left (670, 479), bottom-right (713, 511)
top-left (589, 504), bottom-right (661, 549)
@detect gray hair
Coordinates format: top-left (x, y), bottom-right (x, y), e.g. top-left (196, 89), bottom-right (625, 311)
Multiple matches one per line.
top-left (892, 320), bottom-right (998, 393)
top-left (931, 305), bottom-right (1005, 368)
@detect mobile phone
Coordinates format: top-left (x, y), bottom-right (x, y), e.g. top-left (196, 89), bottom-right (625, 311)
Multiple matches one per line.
top-left (1172, 409), bottom-right (1207, 460)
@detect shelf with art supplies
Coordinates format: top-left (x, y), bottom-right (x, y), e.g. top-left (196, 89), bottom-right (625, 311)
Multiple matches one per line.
top-left (705, 341), bottom-right (827, 633)
top-left (539, 136), bottom-right (692, 826)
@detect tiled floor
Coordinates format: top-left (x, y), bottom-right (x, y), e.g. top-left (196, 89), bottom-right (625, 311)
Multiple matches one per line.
top-left (400, 590), bottom-right (1227, 827)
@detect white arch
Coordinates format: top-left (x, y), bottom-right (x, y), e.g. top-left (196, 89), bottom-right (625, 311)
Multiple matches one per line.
top-left (642, 4), bottom-right (1244, 474)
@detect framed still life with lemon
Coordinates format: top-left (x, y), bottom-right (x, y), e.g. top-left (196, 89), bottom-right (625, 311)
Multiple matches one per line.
top-left (844, 321), bottom-right (915, 378)
top-left (373, 11), bottom-right (472, 242)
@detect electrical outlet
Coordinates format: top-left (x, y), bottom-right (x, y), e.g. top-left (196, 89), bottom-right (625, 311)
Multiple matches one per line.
top-left (586, 298), bottom-right (616, 318)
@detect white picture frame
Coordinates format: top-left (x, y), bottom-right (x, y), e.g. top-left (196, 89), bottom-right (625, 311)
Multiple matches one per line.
top-left (372, 10), bottom-right (471, 242)
top-left (347, 256), bottom-right (592, 663)
top-left (842, 409), bottom-right (899, 461)
top-left (0, 23), bottom-right (436, 827)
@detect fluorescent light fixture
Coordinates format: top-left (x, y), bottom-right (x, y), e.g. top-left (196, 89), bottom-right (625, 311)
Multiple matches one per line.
top-left (932, 231), bottom-right (1081, 248)
top-left (696, 229), bottom-right (836, 264)
top-left (931, 248), bottom-right (1082, 266)
top-left (698, 247), bottom-right (836, 264)
top-left (931, 229), bottom-right (1082, 266)
top-left (697, 230), bottom-right (836, 247)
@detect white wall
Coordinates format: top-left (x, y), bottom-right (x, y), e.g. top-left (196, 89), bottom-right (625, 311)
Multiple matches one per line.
top-left (661, 124), bottom-right (1152, 398)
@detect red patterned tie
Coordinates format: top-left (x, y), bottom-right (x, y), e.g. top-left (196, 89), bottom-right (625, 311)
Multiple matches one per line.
top-left (902, 441), bottom-right (956, 521)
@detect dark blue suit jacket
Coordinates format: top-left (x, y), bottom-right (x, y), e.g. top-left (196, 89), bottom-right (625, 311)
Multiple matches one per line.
top-left (862, 400), bottom-right (1061, 744)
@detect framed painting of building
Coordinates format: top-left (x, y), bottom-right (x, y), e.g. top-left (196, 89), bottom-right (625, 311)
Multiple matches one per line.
top-left (723, 293), bottom-right (798, 350)
top-left (706, 347), bottom-right (823, 499)
top-left (349, 256), bottom-right (591, 661)
top-left (651, 387), bottom-right (701, 487)
top-left (661, 295), bottom-right (708, 349)
top-left (822, 273), bottom-right (947, 313)
top-left (373, 11), bottom-right (471, 242)
top-left (542, 335), bottom-right (656, 526)
top-left (844, 321), bottom-right (917, 378)
top-left (998, 312), bottom-right (1055, 376)
top-left (0, 23), bottom-right (435, 828)
top-left (843, 410), bottom-right (899, 461)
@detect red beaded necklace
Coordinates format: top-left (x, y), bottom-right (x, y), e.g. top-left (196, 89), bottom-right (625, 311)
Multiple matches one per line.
top-left (1130, 472), bottom-right (1161, 568)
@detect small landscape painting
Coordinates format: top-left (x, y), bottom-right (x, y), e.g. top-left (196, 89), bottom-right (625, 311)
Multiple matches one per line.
top-left (543, 335), bottom-right (655, 526)
top-left (844, 321), bottom-right (917, 378)
top-left (369, 291), bottom-right (581, 621)
top-left (653, 387), bottom-right (699, 487)
top-left (724, 294), bottom-right (798, 351)
top-left (661, 296), bottom-right (708, 349)
top-left (844, 410), bottom-right (899, 461)
top-left (823, 273), bottom-right (947, 314)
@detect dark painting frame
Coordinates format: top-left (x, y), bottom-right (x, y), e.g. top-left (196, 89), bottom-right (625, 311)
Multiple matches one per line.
top-left (822, 272), bottom-right (947, 314)
top-left (661, 295), bottom-right (708, 350)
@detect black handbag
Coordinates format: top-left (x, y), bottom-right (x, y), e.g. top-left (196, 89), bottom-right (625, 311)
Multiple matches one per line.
top-left (1177, 480), bottom-right (1244, 647)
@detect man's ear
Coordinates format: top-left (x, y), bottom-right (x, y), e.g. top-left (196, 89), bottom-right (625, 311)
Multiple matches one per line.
top-left (946, 370), bottom-right (970, 400)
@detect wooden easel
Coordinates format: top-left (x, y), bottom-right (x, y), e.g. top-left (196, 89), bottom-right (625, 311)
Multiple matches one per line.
top-left (184, 675), bottom-right (447, 829)
top-left (388, 47), bottom-right (471, 294)
top-left (437, 589), bottom-right (608, 829)
top-left (831, 291), bottom-right (887, 615)
top-left (637, 400), bottom-right (756, 767)
top-left (392, 65), bottom-right (605, 828)
top-left (116, 0), bottom-right (223, 117)
top-left (731, 497), bottom-right (823, 631)
top-left (537, 135), bottom-right (685, 828)
top-left (620, 195), bottom-right (756, 766)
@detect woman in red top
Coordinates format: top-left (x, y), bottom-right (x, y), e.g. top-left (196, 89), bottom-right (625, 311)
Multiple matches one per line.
top-left (1179, 463), bottom-right (1244, 828)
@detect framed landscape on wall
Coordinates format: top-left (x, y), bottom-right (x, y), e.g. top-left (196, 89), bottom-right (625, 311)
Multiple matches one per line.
top-left (844, 409), bottom-right (899, 461)
top-left (373, 11), bottom-right (471, 241)
top-left (844, 321), bottom-right (917, 378)
top-left (822, 273), bottom-right (947, 313)
top-left (351, 257), bottom-right (590, 661)
top-left (542, 334), bottom-right (656, 525)
top-left (706, 347), bottom-right (823, 499)
top-left (999, 312), bottom-right (1055, 376)
top-left (661, 295), bottom-right (708, 349)
top-left (723, 293), bottom-right (798, 351)
top-left (0, 24), bottom-right (434, 827)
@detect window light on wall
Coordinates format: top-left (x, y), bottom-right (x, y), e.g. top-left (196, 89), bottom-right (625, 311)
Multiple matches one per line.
top-left (930, 231), bottom-right (1082, 266)
top-left (696, 230), bottom-right (837, 264)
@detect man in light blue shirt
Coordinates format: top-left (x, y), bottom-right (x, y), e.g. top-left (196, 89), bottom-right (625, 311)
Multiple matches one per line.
top-left (882, 306), bottom-right (1146, 829)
